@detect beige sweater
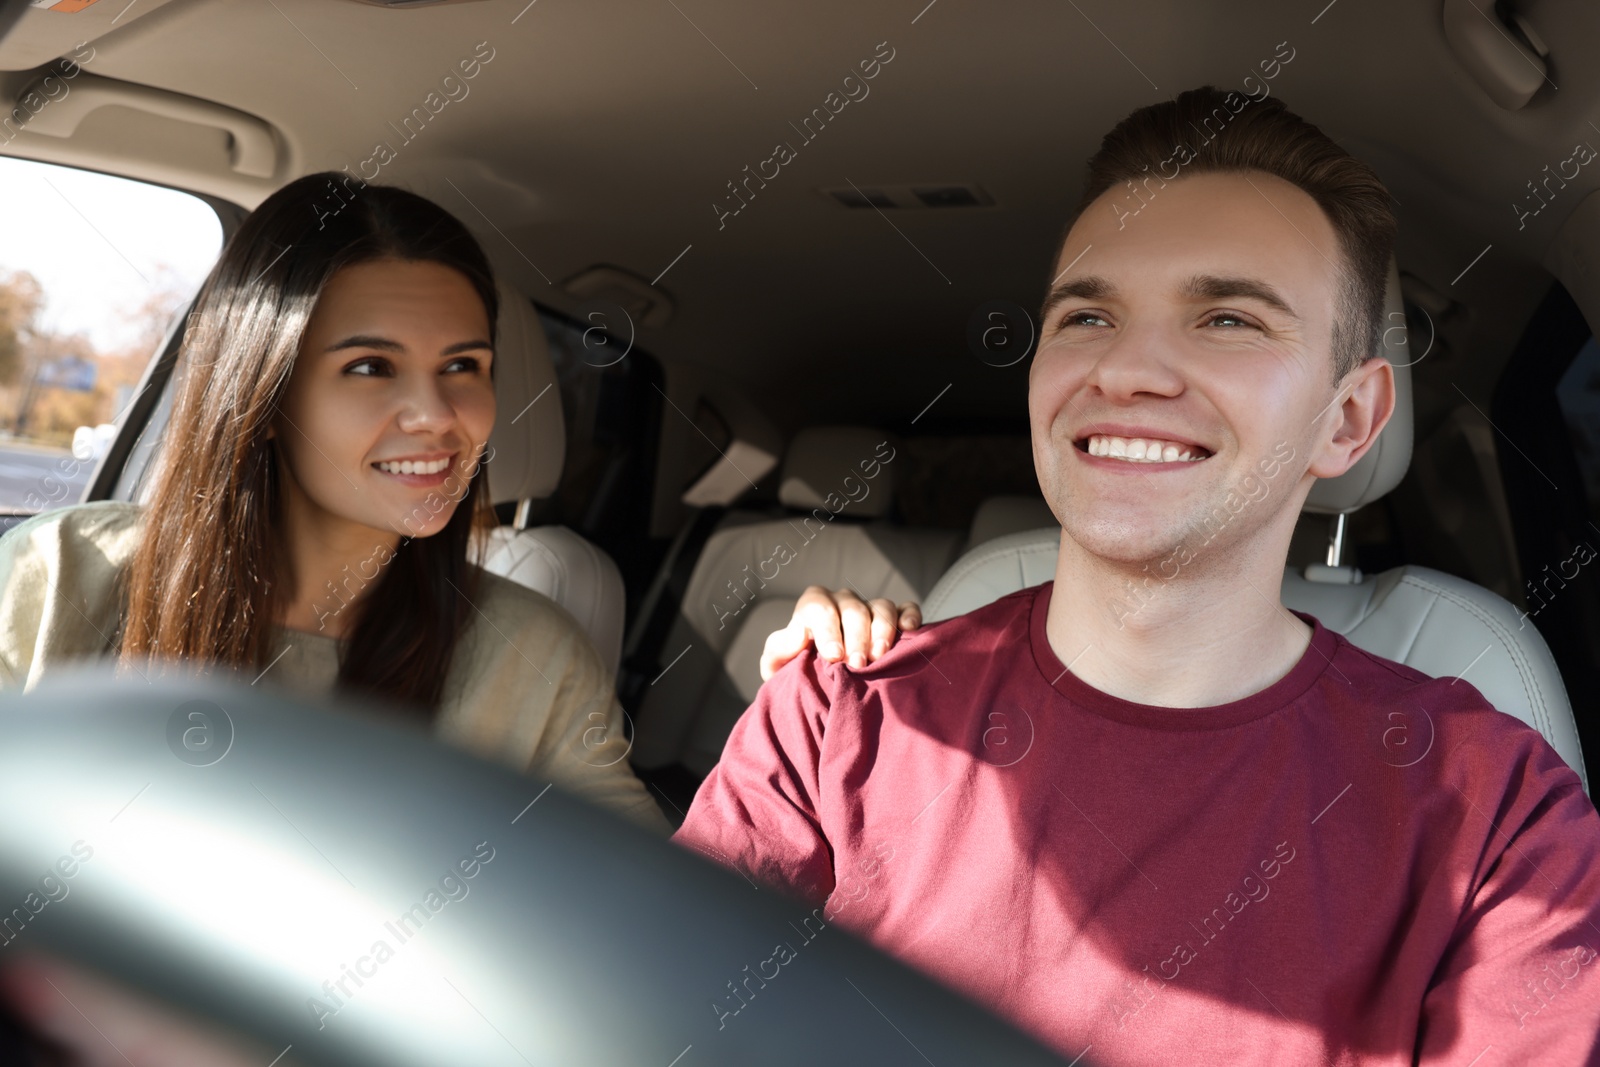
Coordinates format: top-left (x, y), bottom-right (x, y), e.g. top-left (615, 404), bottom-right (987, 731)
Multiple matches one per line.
top-left (0, 501), bottom-right (669, 833)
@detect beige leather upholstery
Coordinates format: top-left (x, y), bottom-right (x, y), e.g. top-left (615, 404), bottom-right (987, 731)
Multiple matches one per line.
top-left (966, 495), bottom-right (1058, 550)
top-left (924, 528), bottom-right (1064, 621)
top-left (484, 281), bottom-right (564, 503)
top-left (778, 426), bottom-right (897, 517)
top-left (922, 260), bottom-right (1588, 792)
top-left (632, 430), bottom-right (963, 776)
top-left (476, 282), bottom-right (627, 677)
top-left (479, 523), bottom-right (626, 676)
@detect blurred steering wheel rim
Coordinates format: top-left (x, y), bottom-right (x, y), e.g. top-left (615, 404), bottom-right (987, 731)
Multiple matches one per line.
top-left (0, 668), bottom-right (1077, 1067)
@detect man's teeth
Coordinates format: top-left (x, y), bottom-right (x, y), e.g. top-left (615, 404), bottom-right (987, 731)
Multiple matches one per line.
top-left (1085, 435), bottom-right (1207, 463)
top-left (376, 457), bottom-right (451, 475)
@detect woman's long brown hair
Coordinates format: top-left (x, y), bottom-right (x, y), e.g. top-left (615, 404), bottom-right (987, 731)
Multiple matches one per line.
top-left (118, 172), bottom-right (501, 716)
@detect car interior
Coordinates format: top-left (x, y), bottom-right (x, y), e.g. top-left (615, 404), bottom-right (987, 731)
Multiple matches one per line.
top-left (1, 0), bottom-right (1598, 881)
top-left (3, 0), bottom-right (1600, 1061)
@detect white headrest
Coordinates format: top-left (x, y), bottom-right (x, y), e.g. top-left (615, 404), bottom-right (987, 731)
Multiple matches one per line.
top-left (485, 281), bottom-right (564, 505)
top-left (1302, 258), bottom-right (1414, 515)
top-left (777, 426), bottom-right (897, 518)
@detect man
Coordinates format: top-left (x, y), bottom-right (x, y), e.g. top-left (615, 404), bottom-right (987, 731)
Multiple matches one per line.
top-left (674, 86), bottom-right (1600, 1065)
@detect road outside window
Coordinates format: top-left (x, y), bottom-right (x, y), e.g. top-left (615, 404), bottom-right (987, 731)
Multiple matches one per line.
top-left (0, 157), bottom-right (221, 514)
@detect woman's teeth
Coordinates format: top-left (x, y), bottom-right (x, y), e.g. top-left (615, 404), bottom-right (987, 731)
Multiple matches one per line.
top-left (376, 457), bottom-right (451, 475)
top-left (1086, 434), bottom-right (1207, 463)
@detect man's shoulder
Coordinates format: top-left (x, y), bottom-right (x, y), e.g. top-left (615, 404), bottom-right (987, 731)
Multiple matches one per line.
top-left (1321, 627), bottom-right (1586, 791)
top-left (1326, 624), bottom-right (1545, 730)
top-left (880, 578), bottom-right (1035, 645)
top-left (795, 582), bottom-right (1041, 696)
top-left (913, 583), bottom-right (1041, 644)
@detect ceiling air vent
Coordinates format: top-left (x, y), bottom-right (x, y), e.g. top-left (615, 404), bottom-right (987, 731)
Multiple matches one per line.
top-left (823, 184), bottom-right (994, 210)
top-left (914, 185), bottom-right (986, 207)
top-left (830, 187), bottom-right (897, 210)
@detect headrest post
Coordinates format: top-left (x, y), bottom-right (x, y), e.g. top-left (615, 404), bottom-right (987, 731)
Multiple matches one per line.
top-left (513, 498), bottom-right (532, 532)
top-left (1326, 512), bottom-right (1348, 568)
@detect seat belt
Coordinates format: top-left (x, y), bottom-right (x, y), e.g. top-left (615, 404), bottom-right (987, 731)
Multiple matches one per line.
top-left (617, 505), bottom-right (724, 714)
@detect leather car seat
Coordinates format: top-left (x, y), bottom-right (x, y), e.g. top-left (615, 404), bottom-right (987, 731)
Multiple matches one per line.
top-left (631, 426), bottom-right (963, 777)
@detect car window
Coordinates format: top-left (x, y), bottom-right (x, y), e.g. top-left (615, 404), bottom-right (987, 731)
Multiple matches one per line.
top-left (0, 157), bottom-right (222, 516)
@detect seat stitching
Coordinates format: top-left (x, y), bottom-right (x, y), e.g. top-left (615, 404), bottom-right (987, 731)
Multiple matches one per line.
top-left (1395, 574), bottom-right (1552, 742)
top-left (1395, 592), bottom-right (1436, 663)
top-left (925, 538), bottom-right (1058, 616)
top-left (937, 540), bottom-right (1055, 585)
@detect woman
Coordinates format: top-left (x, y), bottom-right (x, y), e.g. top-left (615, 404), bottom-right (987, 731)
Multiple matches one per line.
top-left (0, 173), bottom-right (917, 835)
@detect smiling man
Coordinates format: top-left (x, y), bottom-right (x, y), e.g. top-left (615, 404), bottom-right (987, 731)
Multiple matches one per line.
top-left (674, 87), bottom-right (1600, 1065)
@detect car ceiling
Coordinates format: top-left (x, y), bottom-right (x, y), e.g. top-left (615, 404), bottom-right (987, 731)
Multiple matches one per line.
top-left (2, 0), bottom-right (1598, 436)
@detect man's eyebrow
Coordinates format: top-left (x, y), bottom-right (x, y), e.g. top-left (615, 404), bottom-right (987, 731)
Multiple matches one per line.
top-left (1041, 274), bottom-right (1117, 316)
top-left (1039, 273), bottom-right (1302, 322)
top-left (1180, 274), bottom-right (1301, 321)
top-left (324, 335), bottom-right (493, 356)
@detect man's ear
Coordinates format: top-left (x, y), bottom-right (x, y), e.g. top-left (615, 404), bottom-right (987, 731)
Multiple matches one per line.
top-left (1306, 357), bottom-right (1395, 479)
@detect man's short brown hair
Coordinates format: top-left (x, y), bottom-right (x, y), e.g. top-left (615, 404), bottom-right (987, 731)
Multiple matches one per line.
top-left (1069, 85), bottom-right (1397, 384)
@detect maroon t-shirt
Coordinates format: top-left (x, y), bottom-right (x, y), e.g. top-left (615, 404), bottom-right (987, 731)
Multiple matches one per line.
top-left (674, 582), bottom-right (1600, 1065)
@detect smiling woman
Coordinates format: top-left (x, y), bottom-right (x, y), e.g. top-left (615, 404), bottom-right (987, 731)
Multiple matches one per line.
top-left (264, 257), bottom-right (498, 641)
top-left (0, 174), bottom-right (679, 832)
top-left (0, 173), bottom-right (883, 843)
top-left (120, 176), bottom-right (505, 721)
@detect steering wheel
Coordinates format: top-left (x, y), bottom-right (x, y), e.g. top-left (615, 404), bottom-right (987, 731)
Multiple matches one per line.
top-left (0, 669), bottom-right (1074, 1066)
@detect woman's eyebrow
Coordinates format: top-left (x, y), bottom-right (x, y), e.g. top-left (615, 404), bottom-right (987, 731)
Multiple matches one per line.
top-left (325, 334), bottom-right (403, 354)
top-left (323, 335), bottom-right (493, 355)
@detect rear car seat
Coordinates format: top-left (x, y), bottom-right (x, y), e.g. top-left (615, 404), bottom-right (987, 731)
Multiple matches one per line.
top-left (632, 426), bottom-right (963, 779)
top-left (964, 494), bottom-right (1057, 551)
